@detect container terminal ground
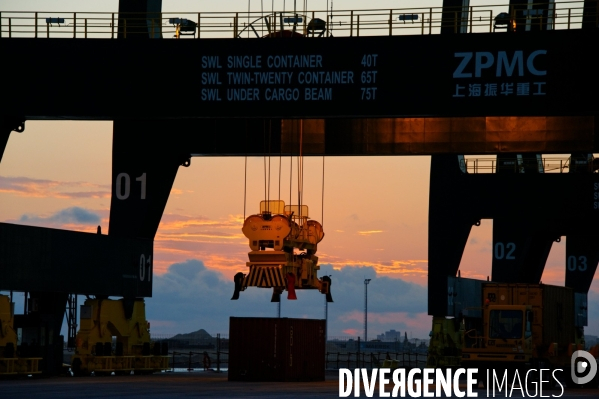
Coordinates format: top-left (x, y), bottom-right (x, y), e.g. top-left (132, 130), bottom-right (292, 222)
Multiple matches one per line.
top-left (2, 371), bottom-right (599, 398)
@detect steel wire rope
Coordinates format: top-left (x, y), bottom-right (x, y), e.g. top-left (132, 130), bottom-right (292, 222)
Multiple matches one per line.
top-left (297, 122), bottom-right (301, 218)
top-left (290, 121), bottom-right (294, 213)
top-left (298, 120), bottom-right (303, 219)
top-left (259, 120), bottom-right (273, 214)
top-left (263, 120), bottom-right (269, 214)
top-left (268, 120), bottom-right (272, 209)
top-left (278, 119), bottom-right (282, 204)
top-left (321, 155), bottom-right (325, 228)
top-left (244, 156), bottom-right (247, 220)
top-left (330, 0), bottom-right (334, 36)
top-left (244, 121), bottom-right (248, 221)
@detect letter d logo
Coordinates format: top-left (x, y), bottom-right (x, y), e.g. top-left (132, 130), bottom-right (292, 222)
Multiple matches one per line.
top-left (571, 350), bottom-right (598, 385)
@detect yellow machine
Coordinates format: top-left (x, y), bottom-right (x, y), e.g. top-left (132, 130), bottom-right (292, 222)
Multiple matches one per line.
top-left (232, 200), bottom-right (332, 302)
top-left (460, 284), bottom-right (586, 369)
top-left (429, 280), bottom-right (599, 387)
top-left (426, 316), bottom-right (463, 368)
top-left (71, 298), bottom-right (168, 376)
top-left (0, 294), bottom-right (41, 376)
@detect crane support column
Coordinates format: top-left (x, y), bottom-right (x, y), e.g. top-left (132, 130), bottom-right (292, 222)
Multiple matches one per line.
top-left (108, 120), bottom-right (185, 240)
top-left (509, 0), bottom-right (556, 32)
top-left (428, 155), bottom-right (476, 316)
top-left (429, 0), bottom-right (472, 316)
top-left (441, 0), bottom-right (470, 34)
top-left (1, 117), bottom-right (25, 164)
top-left (566, 235), bottom-right (599, 294)
top-left (583, 0), bottom-right (599, 28)
top-left (491, 219), bottom-right (555, 283)
top-left (491, 154), bottom-right (555, 284)
top-left (566, 153), bottom-right (599, 294)
top-left (118, 0), bottom-right (163, 39)
top-left (0, 130), bottom-right (9, 164)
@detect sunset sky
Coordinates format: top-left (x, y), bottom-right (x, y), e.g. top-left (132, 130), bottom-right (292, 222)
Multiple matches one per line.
top-left (1, 0), bottom-right (597, 339)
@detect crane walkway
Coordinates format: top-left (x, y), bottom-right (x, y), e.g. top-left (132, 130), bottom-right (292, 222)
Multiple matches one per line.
top-left (463, 156), bottom-right (598, 174)
top-left (1, 1), bottom-right (595, 39)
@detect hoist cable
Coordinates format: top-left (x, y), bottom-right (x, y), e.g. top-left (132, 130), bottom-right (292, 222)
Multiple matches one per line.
top-left (278, 119), bottom-right (282, 203)
top-left (289, 122), bottom-right (293, 211)
top-left (268, 119), bottom-right (272, 208)
top-left (298, 119), bottom-right (303, 219)
top-left (263, 121), bottom-right (268, 213)
top-left (321, 155), bottom-right (325, 228)
top-left (244, 120), bottom-right (248, 221)
top-left (244, 155), bottom-right (247, 220)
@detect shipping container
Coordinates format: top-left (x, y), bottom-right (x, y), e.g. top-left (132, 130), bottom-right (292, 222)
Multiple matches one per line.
top-left (228, 317), bottom-right (325, 381)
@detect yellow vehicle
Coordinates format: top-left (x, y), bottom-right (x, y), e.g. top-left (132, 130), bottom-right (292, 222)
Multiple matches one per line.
top-left (429, 279), bottom-right (599, 387)
top-left (0, 294), bottom-right (41, 376)
top-left (71, 298), bottom-right (168, 376)
top-left (462, 284), bottom-right (577, 369)
top-left (232, 200), bottom-right (332, 302)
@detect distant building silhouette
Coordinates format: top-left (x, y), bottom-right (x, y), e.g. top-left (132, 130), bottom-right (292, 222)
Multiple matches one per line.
top-left (375, 329), bottom-right (402, 342)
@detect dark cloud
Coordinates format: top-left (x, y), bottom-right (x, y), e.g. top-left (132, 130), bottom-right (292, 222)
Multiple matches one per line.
top-left (329, 265), bottom-right (426, 313)
top-left (19, 207), bottom-right (101, 225)
top-left (146, 260), bottom-right (429, 338)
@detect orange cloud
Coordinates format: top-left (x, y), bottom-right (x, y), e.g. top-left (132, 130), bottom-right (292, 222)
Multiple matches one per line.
top-left (0, 175), bottom-right (110, 199)
top-left (357, 230), bottom-right (384, 236)
top-left (158, 213), bottom-right (244, 231)
top-left (318, 258), bottom-right (429, 285)
top-left (151, 213), bottom-right (251, 276)
top-left (157, 231), bottom-right (245, 240)
top-left (169, 188), bottom-right (190, 196)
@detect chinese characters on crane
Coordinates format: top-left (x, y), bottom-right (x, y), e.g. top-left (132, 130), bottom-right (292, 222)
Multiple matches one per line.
top-left (452, 50), bottom-right (547, 98)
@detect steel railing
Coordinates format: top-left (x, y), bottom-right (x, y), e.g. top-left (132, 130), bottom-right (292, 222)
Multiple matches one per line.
top-left (1, 1), bottom-right (596, 39)
top-left (325, 350), bottom-right (427, 370)
top-left (462, 156), bottom-right (598, 174)
top-left (169, 350), bottom-right (227, 372)
top-left (151, 335), bottom-right (429, 371)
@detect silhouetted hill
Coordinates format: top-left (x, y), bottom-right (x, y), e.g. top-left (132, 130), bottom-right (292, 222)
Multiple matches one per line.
top-left (170, 329), bottom-right (212, 340)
